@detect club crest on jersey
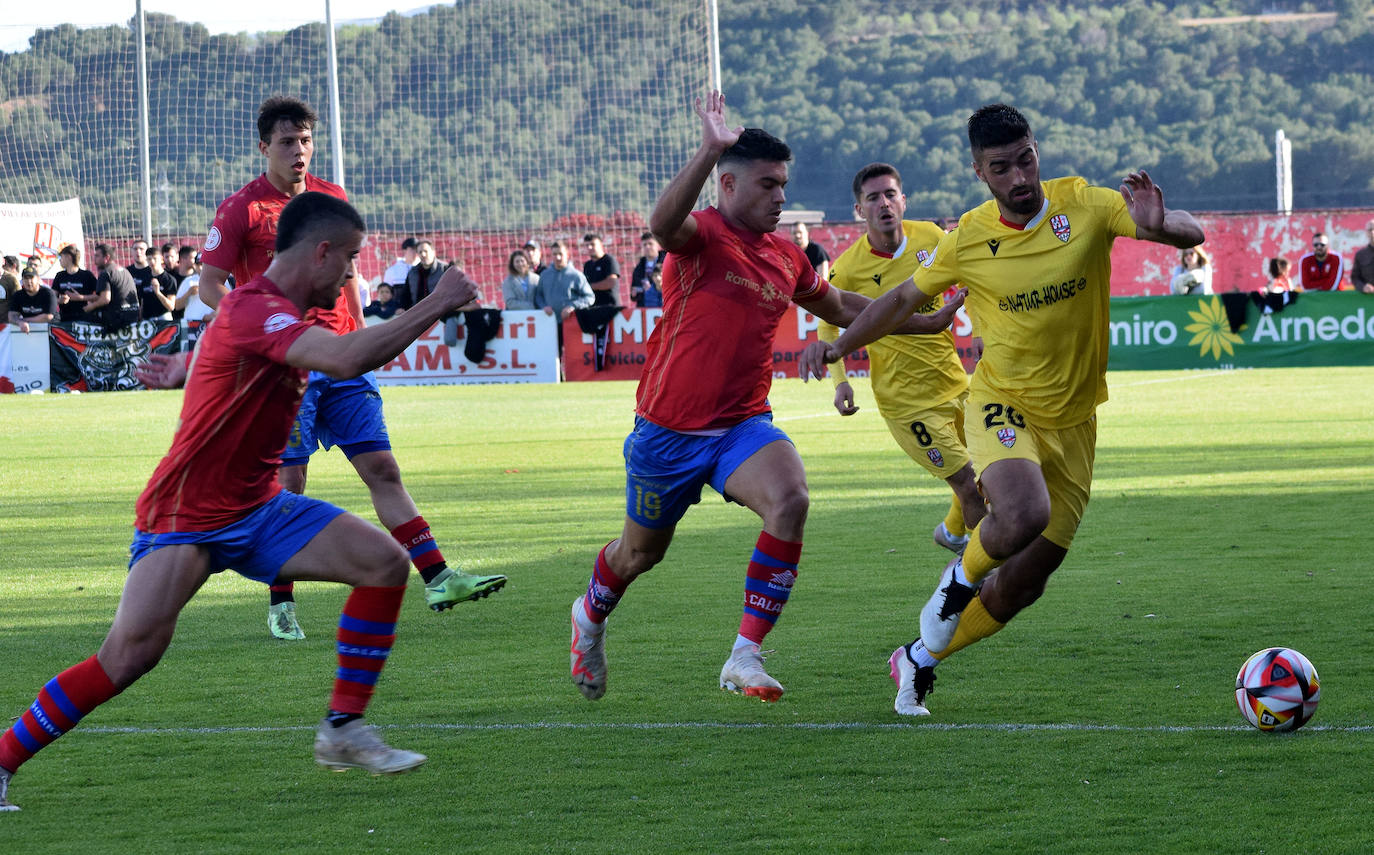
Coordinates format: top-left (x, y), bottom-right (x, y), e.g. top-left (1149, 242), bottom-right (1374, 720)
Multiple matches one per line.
top-left (915, 249), bottom-right (931, 266)
top-left (926, 448), bottom-right (945, 467)
top-left (1050, 215), bottom-right (1071, 243)
top-left (263, 313), bottom-right (297, 334)
top-left (204, 226), bottom-right (222, 252)
top-left (997, 427), bottom-right (1017, 448)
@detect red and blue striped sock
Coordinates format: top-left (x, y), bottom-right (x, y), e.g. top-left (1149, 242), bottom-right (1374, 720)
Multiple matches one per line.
top-left (0, 655), bottom-right (121, 772)
top-left (328, 585), bottom-right (405, 717)
top-left (738, 532), bottom-right (802, 645)
top-left (581, 543), bottom-right (630, 624)
top-left (391, 516), bottom-right (447, 584)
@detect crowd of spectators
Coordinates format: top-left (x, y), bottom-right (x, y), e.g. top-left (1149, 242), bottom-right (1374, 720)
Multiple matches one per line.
top-left (5, 239), bottom-right (215, 334)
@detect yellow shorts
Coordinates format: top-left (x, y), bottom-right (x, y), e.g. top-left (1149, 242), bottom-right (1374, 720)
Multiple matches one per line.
top-left (882, 395), bottom-right (972, 480)
top-left (966, 397), bottom-right (1097, 549)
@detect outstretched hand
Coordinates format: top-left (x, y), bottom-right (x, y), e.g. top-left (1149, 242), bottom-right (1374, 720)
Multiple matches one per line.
top-left (1120, 170), bottom-right (1166, 235)
top-left (434, 266), bottom-right (482, 312)
top-left (695, 90), bottom-right (744, 152)
top-left (136, 352), bottom-right (188, 389)
top-left (799, 340), bottom-right (843, 382)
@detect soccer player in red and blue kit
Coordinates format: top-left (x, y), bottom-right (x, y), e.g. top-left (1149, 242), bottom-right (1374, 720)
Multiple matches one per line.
top-left (568, 91), bottom-right (965, 702)
top-left (201, 96), bottom-right (504, 641)
top-left (0, 192), bottom-right (484, 810)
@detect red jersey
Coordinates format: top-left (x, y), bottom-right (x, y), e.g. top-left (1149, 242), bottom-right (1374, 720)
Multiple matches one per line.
top-left (135, 276), bottom-right (312, 532)
top-left (636, 207), bottom-right (830, 431)
top-left (202, 173), bottom-right (358, 334)
top-left (1298, 252), bottom-right (1343, 292)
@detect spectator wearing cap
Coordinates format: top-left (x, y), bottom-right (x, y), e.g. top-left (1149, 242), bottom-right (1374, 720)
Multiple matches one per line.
top-left (1299, 232), bottom-right (1343, 292)
top-left (523, 239), bottom-right (547, 275)
top-left (383, 236), bottom-right (419, 291)
top-left (7, 267), bottom-right (58, 333)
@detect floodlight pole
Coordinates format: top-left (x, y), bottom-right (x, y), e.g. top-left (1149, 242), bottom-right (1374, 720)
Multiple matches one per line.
top-left (325, 0), bottom-right (346, 190)
top-left (136, 0), bottom-right (153, 243)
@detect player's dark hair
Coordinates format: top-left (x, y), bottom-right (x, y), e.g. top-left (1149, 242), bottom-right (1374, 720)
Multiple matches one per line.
top-left (967, 104), bottom-right (1033, 153)
top-left (275, 192), bottom-right (365, 254)
top-left (257, 95), bottom-right (317, 143)
top-left (718, 128), bottom-right (792, 171)
top-left (852, 162), bottom-right (902, 202)
top-left (60, 245), bottom-right (80, 265)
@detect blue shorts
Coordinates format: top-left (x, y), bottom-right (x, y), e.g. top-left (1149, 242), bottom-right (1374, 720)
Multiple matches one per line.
top-left (282, 371), bottom-right (391, 466)
top-left (128, 490), bottom-right (346, 584)
top-left (623, 413), bottom-right (791, 529)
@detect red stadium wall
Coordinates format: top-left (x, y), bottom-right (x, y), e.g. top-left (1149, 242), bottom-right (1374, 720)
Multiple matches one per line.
top-left (113, 208), bottom-right (1372, 307)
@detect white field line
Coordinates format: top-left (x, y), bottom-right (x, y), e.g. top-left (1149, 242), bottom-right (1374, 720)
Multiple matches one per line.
top-left (76, 720), bottom-right (1374, 735)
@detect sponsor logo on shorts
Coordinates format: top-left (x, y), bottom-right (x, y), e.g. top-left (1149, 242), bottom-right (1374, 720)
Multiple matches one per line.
top-left (204, 226), bottom-right (222, 251)
top-left (1051, 214), bottom-right (1071, 243)
top-left (264, 313), bottom-right (297, 334)
top-left (997, 427), bottom-right (1017, 448)
top-left (927, 448), bottom-right (945, 467)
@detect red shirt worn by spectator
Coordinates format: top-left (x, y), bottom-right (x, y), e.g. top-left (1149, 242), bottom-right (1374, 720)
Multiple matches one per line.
top-left (1298, 252), bottom-right (1343, 291)
top-left (202, 173), bottom-right (358, 334)
top-left (135, 276), bottom-right (312, 533)
top-left (636, 207), bottom-right (830, 432)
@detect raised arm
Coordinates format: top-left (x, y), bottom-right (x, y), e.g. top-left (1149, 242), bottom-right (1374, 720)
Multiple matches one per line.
top-left (649, 91), bottom-right (743, 252)
top-left (1121, 170), bottom-right (1204, 249)
top-left (284, 266), bottom-right (479, 379)
top-left (198, 264), bottom-right (232, 309)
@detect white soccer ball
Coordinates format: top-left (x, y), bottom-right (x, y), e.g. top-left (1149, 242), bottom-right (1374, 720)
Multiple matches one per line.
top-left (1234, 647), bottom-right (1320, 732)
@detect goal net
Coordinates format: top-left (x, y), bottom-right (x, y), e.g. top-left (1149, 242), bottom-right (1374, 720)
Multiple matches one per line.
top-left (0, 1), bottom-right (712, 282)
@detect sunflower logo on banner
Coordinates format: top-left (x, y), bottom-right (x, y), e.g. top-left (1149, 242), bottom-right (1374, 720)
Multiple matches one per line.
top-left (1184, 296), bottom-right (1244, 361)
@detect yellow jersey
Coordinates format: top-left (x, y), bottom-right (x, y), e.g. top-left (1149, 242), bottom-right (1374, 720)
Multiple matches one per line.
top-left (912, 177), bottom-right (1136, 429)
top-left (820, 220), bottom-right (968, 419)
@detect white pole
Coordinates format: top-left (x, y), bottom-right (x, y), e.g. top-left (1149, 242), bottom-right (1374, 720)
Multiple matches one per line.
top-left (1275, 129), bottom-right (1292, 215)
top-left (135, 0), bottom-right (152, 242)
top-left (325, 0), bottom-right (346, 190)
top-left (707, 0), bottom-right (722, 92)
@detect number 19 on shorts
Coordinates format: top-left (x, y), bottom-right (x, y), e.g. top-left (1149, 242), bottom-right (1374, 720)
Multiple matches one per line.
top-left (632, 485), bottom-right (662, 521)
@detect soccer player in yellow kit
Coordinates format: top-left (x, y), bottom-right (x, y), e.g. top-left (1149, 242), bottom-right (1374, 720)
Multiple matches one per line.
top-left (801, 104), bottom-right (1203, 716)
top-left (817, 162), bottom-right (984, 558)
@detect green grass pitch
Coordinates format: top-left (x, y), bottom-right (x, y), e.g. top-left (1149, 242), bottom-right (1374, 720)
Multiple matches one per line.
top-left (1, 367), bottom-right (1371, 853)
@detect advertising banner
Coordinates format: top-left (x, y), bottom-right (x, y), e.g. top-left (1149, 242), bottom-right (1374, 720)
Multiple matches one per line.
top-left (0, 199), bottom-right (85, 279)
top-left (563, 305), bottom-right (980, 382)
top-left (1107, 293), bottom-right (1374, 370)
top-left (1, 324), bottom-right (56, 392)
top-left (375, 310), bottom-right (559, 385)
top-left (48, 319), bottom-right (181, 392)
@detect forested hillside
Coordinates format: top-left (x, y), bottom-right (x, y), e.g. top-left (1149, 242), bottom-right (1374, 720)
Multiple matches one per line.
top-left (0, 0), bottom-right (1370, 236)
top-left (720, 0), bottom-right (1374, 216)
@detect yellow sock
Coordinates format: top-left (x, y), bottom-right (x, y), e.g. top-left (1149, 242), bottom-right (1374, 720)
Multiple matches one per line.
top-left (931, 593), bottom-right (1005, 661)
top-left (960, 524), bottom-right (998, 585)
top-left (943, 495), bottom-right (965, 538)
